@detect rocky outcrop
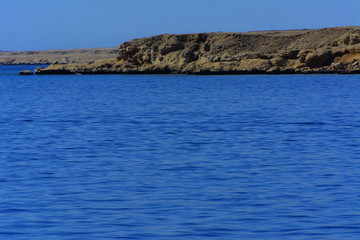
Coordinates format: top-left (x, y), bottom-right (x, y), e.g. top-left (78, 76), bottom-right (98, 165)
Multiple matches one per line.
top-left (19, 70), bottom-right (34, 75)
top-left (35, 27), bottom-right (360, 74)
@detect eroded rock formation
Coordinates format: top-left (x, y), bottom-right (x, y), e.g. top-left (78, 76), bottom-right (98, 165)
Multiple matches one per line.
top-left (35, 27), bottom-right (360, 74)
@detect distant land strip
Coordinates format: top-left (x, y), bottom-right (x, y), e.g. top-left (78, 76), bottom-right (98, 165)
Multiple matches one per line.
top-left (16, 27), bottom-right (360, 74)
top-left (0, 48), bottom-right (118, 65)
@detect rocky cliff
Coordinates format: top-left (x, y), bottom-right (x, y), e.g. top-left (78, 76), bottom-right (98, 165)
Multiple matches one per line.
top-left (35, 27), bottom-right (360, 74)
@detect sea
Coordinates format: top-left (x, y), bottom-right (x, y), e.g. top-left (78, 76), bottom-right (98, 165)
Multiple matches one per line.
top-left (1, 65), bottom-right (360, 239)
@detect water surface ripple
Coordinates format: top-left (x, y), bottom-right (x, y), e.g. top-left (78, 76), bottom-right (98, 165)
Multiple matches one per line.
top-left (1, 65), bottom-right (360, 239)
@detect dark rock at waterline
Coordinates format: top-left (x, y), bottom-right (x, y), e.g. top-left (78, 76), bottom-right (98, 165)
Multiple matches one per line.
top-left (19, 70), bottom-right (34, 75)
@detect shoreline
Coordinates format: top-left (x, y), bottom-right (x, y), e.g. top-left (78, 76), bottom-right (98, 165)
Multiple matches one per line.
top-left (33, 68), bottom-right (360, 75)
top-left (0, 47), bottom-right (118, 66)
top-left (19, 27), bottom-right (360, 75)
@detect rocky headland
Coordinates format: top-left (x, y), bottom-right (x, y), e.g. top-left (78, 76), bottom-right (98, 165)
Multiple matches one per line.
top-left (35, 27), bottom-right (360, 74)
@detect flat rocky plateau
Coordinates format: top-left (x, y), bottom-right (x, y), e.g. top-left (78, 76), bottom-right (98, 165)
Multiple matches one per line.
top-left (35, 27), bottom-right (360, 74)
top-left (0, 48), bottom-right (118, 65)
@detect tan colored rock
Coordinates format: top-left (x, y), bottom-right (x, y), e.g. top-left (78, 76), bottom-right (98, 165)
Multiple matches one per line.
top-left (350, 33), bottom-right (360, 45)
top-left (304, 50), bottom-right (333, 68)
top-left (35, 26), bottom-right (360, 74)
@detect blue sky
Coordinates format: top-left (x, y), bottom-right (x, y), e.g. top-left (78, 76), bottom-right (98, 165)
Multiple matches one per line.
top-left (1, 0), bottom-right (359, 51)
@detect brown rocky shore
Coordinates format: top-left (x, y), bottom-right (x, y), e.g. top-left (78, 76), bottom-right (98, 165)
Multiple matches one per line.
top-left (35, 27), bottom-right (360, 75)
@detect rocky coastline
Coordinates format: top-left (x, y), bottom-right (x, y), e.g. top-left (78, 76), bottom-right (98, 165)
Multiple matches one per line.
top-left (35, 27), bottom-right (360, 75)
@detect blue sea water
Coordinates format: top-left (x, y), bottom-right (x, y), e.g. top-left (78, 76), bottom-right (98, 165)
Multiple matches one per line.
top-left (1, 65), bottom-right (360, 239)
